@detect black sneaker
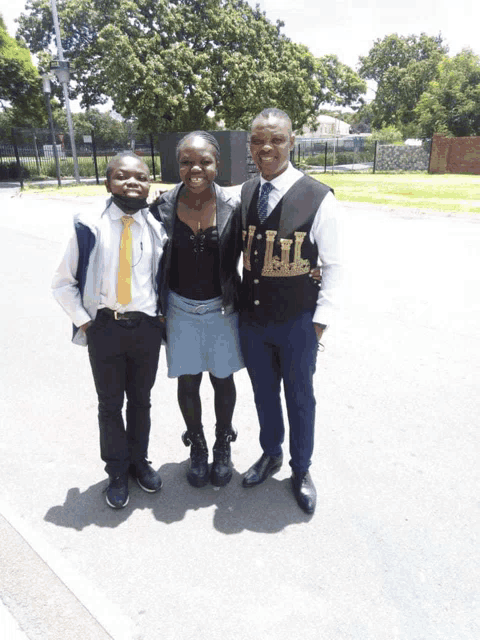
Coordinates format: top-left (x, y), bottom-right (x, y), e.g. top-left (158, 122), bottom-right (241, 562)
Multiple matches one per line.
top-left (130, 460), bottom-right (163, 493)
top-left (106, 474), bottom-right (129, 509)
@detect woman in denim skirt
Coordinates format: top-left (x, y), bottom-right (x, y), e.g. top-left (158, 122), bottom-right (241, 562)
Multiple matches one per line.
top-left (152, 132), bottom-right (243, 488)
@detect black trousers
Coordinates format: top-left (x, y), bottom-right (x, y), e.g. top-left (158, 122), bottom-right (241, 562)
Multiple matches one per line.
top-left (87, 310), bottom-right (163, 476)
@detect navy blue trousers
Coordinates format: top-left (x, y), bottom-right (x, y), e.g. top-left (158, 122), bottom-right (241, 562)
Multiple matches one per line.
top-left (240, 310), bottom-right (318, 474)
top-left (87, 310), bottom-right (162, 476)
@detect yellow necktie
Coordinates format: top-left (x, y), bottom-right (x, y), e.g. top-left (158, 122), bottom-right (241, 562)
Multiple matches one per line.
top-left (117, 215), bottom-right (134, 305)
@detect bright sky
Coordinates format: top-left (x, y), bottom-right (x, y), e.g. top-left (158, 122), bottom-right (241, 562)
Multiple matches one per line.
top-left (2, 0), bottom-right (479, 104)
top-left (248, 0), bottom-right (480, 68)
top-left (3, 0), bottom-right (479, 66)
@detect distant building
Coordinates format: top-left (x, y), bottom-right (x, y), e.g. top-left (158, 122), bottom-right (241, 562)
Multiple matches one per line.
top-left (297, 114), bottom-right (351, 138)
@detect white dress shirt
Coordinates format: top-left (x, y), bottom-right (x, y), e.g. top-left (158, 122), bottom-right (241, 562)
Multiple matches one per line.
top-left (259, 163), bottom-right (343, 326)
top-left (52, 201), bottom-right (161, 330)
top-left (98, 204), bottom-right (157, 316)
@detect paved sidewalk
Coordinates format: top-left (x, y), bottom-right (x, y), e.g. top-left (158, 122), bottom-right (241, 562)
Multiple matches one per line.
top-left (0, 599), bottom-right (29, 640)
top-left (0, 503), bottom-right (123, 640)
top-left (0, 191), bottom-right (479, 640)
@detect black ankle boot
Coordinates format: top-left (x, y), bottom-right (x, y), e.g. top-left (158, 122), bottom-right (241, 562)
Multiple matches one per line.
top-left (182, 430), bottom-right (209, 487)
top-left (210, 425), bottom-right (237, 487)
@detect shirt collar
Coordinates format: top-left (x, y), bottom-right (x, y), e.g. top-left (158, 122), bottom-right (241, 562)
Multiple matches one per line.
top-left (107, 199), bottom-right (146, 227)
top-left (259, 162), bottom-right (298, 192)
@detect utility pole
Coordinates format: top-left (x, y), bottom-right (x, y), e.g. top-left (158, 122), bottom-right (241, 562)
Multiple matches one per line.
top-left (49, 0), bottom-right (80, 183)
top-left (42, 74), bottom-right (62, 186)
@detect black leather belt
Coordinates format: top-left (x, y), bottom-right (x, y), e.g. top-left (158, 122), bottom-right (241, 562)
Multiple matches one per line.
top-left (98, 308), bottom-right (148, 321)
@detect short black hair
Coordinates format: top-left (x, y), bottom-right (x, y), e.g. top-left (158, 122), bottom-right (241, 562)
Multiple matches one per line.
top-left (251, 108), bottom-right (293, 134)
top-left (105, 152), bottom-right (149, 181)
top-left (175, 131), bottom-right (221, 163)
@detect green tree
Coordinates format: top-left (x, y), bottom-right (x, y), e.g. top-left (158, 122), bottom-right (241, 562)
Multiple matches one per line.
top-left (49, 107), bottom-right (133, 147)
top-left (348, 102), bottom-right (374, 133)
top-left (415, 49), bottom-right (480, 138)
top-left (0, 15), bottom-right (44, 126)
top-left (73, 110), bottom-right (131, 147)
top-left (358, 33), bottom-right (448, 135)
top-left (18, 0), bottom-right (364, 132)
top-left (315, 54), bottom-right (366, 111)
top-left (370, 125), bottom-right (403, 144)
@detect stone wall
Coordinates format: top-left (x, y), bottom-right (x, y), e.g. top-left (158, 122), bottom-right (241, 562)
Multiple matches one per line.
top-left (376, 144), bottom-right (430, 171)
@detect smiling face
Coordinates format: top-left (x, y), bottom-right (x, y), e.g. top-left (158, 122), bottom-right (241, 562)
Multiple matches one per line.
top-left (177, 137), bottom-right (218, 194)
top-left (105, 155), bottom-right (150, 200)
top-left (249, 115), bottom-right (295, 181)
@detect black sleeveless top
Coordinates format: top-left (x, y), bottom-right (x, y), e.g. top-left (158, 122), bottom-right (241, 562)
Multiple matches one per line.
top-left (169, 217), bottom-right (222, 301)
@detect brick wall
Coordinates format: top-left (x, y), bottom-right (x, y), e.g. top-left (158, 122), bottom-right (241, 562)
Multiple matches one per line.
top-left (429, 134), bottom-right (480, 175)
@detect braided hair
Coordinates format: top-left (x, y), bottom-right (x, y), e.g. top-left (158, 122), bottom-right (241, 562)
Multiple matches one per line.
top-left (175, 131), bottom-right (221, 163)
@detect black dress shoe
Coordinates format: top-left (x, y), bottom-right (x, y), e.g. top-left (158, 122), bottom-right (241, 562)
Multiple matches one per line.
top-left (129, 460), bottom-right (163, 493)
top-left (242, 453), bottom-right (283, 488)
top-left (291, 471), bottom-right (316, 514)
top-left (106, 474), bottom-right (129, 509)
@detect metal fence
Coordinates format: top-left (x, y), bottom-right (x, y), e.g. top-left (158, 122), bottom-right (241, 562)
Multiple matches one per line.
top-left (1, 127), bottom-right (434, 185)
top-left (0, 127), bottom-right (161, 186)
top-left (294, 136), bottom-right (433, 173)
top-left (294, 136), bottom-right (376, 172)
top-left (1, 127), bottom-right (259, 186)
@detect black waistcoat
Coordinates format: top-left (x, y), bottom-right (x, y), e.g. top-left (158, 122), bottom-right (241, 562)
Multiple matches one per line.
top-left (240, 174), bottom-right (332, 322)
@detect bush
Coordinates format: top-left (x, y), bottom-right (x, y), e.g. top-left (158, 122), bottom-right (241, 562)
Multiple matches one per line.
top-left (3, 152), bottom-right (161, 181)
top-left (0, 161), bottom-right (31, 180)
top-left (370, 126), bottom-right (403, 145)
top-left (301, 150), bottom-right (374, 167)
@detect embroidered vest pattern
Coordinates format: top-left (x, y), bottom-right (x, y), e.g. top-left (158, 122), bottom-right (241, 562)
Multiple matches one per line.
top-left (242, 225), bottom-right (256, 271)
top-left (243, 227), bottom-right (311, 277)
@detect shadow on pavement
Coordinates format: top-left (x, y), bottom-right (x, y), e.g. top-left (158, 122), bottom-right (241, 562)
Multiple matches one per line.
top-left (44, 460), bottom-right (310, 533)
top-left (44, 479), bottom-right (141, 530)
top-left (151, 462), bottom-right (310, 533)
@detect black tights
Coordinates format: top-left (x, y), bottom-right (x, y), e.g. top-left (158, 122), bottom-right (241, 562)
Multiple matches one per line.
top-left (177, 373), bottom-right (236, 432)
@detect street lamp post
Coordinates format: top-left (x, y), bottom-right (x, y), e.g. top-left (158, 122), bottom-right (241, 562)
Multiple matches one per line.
top-left (42, 74), bottom-right (62, 187)
top-left (49, 0), bottom-right (80, 183)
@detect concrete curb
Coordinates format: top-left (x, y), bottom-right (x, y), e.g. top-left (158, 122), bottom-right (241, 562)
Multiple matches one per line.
top-left (0, 497), bottom-right (137, 640)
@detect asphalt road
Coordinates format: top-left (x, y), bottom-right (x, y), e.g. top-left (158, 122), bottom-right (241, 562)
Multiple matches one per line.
top-left (0, 187), bottom-right (479, 640)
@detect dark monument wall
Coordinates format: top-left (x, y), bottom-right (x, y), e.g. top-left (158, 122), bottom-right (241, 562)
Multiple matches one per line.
top-left (158, 130), bottom-right (251, 186)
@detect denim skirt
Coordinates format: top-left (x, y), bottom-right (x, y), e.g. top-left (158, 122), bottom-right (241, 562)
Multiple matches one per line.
top-left (166, 291), bottom-right (244, 379)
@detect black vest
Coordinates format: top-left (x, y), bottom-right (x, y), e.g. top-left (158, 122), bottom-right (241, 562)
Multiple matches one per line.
top-left (240, 174), bottom-right (332, 321)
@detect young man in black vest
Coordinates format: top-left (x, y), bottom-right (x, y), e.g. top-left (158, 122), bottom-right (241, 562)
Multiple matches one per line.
top-left (239, 108), bottom-right (343, 515)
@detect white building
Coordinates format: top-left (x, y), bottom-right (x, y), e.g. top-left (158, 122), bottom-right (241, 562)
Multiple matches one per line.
top-left (297, 114), bottom-right (350, 138)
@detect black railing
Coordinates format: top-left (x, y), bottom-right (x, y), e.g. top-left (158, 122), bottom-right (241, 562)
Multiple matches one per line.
top-left (0, 127), bottom-right (161, 185)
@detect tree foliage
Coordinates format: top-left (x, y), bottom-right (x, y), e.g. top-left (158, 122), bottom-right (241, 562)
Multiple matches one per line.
top-left (369, 125), bottom-right (403, 144)
top-left (46, 106), bottom-right (133, 147)
top-left (17, 0), bottom-right (365, 132)
top-left (0, 15), bottom-right (44, 125)
top-left (415, 49), bottom-right (480, 138)
top-left (315, 54), bottom-right (366, 110)
top-left (358, 33), bottom-right (448, 136)
top-left (71, 110), bottom-right (131, 145)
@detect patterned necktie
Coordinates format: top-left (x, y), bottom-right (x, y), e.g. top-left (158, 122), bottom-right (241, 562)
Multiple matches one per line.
top-left (257, 182), bottom-right (274, 224)
top-left (117, 215), bottom-right (134, 305)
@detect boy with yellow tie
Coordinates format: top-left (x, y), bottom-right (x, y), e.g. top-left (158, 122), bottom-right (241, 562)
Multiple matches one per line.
top-left (52, 152), bottom-right (167, 509)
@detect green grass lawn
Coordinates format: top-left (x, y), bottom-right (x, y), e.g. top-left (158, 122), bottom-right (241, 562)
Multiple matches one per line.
top-left (310, 172), bottom-right (480, 213)
top-left (23, 172), bottom-right (480, 214)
